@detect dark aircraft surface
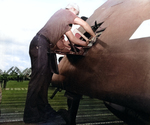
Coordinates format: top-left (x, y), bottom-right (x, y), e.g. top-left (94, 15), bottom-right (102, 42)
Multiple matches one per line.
top-left (52, 0), bottom-right (150, 124)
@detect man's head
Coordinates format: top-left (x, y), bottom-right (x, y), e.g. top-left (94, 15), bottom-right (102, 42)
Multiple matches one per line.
top-left (66, 3), bottom-right (80, 15)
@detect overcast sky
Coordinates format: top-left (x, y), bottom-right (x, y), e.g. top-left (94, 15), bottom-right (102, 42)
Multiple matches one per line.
top-left (0, 0), bottom-right (107, 72)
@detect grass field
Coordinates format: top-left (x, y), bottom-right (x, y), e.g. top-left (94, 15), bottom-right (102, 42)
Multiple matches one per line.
top-left (1, 80), bottom-right (67, 110)
top-left (3, 80), bottom-right (29, 88)
top-left (0, 80), bottom-right (68, 124)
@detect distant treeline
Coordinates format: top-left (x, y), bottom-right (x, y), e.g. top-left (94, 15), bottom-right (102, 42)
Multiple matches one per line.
top-left (0, 73), bottom-right (30, 89)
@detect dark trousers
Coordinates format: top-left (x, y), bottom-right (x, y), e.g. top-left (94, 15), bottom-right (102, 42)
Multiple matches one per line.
top-left (23, 35), bottom-right (53, 122)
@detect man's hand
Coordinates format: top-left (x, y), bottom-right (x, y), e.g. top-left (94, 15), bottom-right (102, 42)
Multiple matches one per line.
top-left (89, 36), bottom-right (97, 43)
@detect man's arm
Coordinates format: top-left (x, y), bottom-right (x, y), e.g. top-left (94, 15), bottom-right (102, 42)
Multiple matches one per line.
top-left (73, 17), bottom-right (96, 38)
top-left (65, 30), bottom-right (88, 46)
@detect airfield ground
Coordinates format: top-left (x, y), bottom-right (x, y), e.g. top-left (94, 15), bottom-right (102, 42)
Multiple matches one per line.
top-left (0, 81), bottom-right (126, 125)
